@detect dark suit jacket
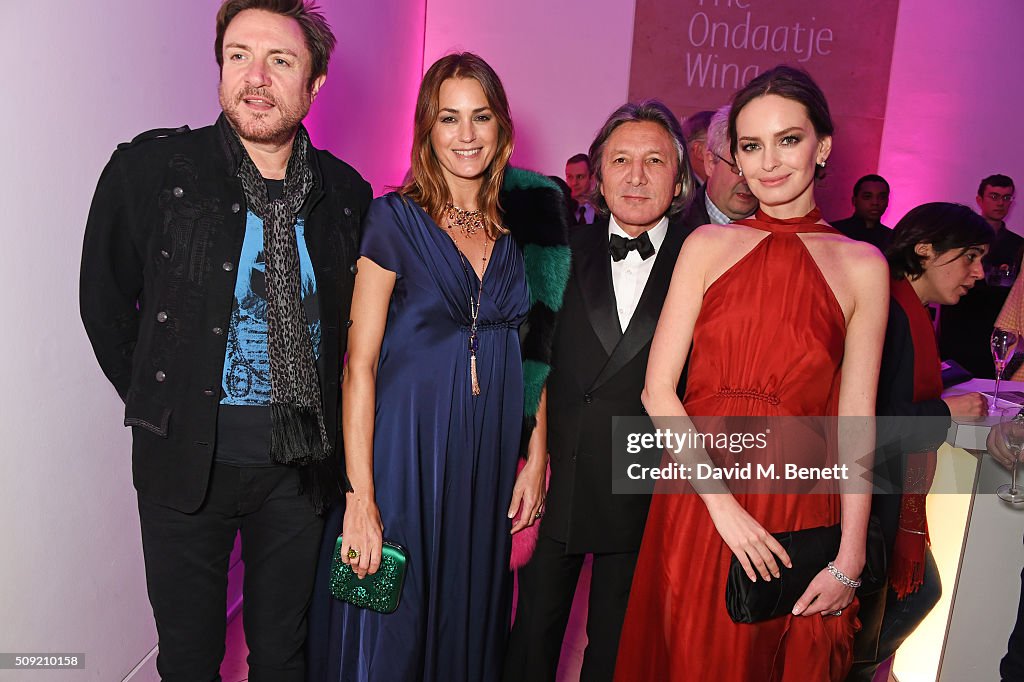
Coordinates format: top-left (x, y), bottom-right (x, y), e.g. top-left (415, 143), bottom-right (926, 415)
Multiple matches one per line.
top-left (681, 186), bottom-right (711, 232)
top-left (80, 115), bottom-right (372, 512)
top-left (542, 215), bottom-right (693, 553)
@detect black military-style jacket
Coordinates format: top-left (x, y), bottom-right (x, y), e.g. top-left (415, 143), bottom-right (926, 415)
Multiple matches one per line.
top-left (80, 114), bottom-right (372, 512)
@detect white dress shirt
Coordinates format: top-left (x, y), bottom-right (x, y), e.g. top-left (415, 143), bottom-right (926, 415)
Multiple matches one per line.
top-left (609, 215), bottom-right (669, 332)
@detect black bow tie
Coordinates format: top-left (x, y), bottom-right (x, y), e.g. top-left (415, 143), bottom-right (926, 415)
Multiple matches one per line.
top-left (609, 231), bottom-right (655, 261)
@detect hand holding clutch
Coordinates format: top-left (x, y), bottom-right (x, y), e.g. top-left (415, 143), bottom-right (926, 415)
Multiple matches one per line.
top-left (330, 535), bottom-right (408, 614)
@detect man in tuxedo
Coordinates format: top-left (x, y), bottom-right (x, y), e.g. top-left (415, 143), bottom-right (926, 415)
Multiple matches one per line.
top-left (682, 104), bottom-right (758, 230)
top-left (504, 100), bottom-right (695, 682)
top-left (566, 152), bottom-right (597, 225)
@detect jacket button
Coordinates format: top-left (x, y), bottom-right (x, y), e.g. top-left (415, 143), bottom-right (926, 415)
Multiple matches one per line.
top-left (160, 250), bottom-right (170, 259)
top-left (346, 319), bottom-right (353, 328)
top-left (172, 187), bottom-right (184, 198)
top-left (155, 370), bottom-right (166, 382)
top-left (583, 393), bottom-right (593, 404)
top-left (212, 326), bottom-right (224, 335)
top-left (349, 263), bottom-right (358, 274)
top-left (222, 261), bottom-right (234, 272)
top-left (231, 202), bottom-right (241, 213)
top-left (344, 207), bottom-right (353, 216)
top-left (203, 388), bottom-right (215, 397)
top-left (156, 311), bottom-right (168, 323)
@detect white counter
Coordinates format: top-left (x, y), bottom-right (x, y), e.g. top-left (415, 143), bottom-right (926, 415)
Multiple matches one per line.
top-left (892, 379), bottom-right (1024, 682)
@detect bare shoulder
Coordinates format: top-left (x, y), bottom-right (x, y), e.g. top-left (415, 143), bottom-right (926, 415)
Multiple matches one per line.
top-left (681, 222), bottom-right (770, 292)
top-left (808, 231), bottom-right (887, 274)
top-left (684, 222), bottom-right (758, 253)
top-left (802, 230), bottom-right (889, 320)
top-left (832, 234), bottom-right (888, 282)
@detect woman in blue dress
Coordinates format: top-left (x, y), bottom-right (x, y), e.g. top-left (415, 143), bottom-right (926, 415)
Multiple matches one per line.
top-left (306, 53), bottom-right (570, 681)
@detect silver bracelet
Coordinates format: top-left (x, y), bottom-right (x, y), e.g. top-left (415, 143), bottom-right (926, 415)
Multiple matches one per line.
top-left (826, 561), bottom-right (862, 588)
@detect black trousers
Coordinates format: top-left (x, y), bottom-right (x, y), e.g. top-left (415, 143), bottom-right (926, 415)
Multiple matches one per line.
top-left (137, 462), bottom-right (324, 682)
top-left (503, 535), bottom-right (638, 682)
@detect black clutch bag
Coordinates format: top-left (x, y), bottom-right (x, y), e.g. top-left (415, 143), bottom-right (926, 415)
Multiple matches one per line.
top-left (329, 535), bottom-right (409, 614)
top-left (725, 518), bottom-right (886, 624)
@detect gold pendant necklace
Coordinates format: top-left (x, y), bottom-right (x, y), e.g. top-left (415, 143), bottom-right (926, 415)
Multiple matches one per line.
top-left (445, 223), bottom-right (490, 396)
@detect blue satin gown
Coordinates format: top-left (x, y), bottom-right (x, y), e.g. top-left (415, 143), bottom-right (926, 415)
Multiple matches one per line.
top-left (307, 193), bottom-right (530, 681)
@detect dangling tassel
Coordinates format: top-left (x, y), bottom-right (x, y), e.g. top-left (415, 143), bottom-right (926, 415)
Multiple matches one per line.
top-left (471, 353), bottom-right (481, 396)
top-left (469, 331), bottom-right (481, 396)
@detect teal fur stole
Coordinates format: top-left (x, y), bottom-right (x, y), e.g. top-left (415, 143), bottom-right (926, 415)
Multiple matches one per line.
top-left (500, 168), bottom-right (571, 456)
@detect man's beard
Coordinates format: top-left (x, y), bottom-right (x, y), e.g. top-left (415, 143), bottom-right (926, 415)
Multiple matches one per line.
top-left (219, 85), bottom-right (310, 146)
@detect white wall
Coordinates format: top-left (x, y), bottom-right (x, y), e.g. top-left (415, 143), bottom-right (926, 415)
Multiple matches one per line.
top-left (879, 0), bottom-right (1024, 229)
top-left (0, 2), bottom-right (221, 679)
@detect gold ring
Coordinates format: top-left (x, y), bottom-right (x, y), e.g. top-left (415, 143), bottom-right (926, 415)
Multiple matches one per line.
top-left (347, 547), bottom-right (360, 561)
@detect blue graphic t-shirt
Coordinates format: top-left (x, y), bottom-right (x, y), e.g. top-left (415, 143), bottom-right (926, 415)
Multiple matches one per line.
top-left (216, 191), bottom-right (321, 465)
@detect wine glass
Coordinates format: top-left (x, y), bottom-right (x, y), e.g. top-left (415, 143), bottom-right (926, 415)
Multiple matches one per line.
top-left (997, 408), bottom-right (1024, 504)
top-left (990, 327), bottom-right (1019, 413)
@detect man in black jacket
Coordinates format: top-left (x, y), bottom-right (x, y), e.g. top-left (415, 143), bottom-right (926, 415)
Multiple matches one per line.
top-left (79, 2), bottom-right (371, 680)
top-left (505, 100), bottom-right (695, 682)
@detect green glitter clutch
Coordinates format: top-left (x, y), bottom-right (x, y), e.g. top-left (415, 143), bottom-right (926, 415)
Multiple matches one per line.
top-left (329, 535), bottom-right (408, 614)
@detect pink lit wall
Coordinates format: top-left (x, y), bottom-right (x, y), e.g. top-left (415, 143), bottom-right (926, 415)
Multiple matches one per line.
top-left (306, 1), bottom-right (427, 193)
top-left (422, 0), bottom-right (639, 179)
top-left (878, 0), bottom-right (1024, 231)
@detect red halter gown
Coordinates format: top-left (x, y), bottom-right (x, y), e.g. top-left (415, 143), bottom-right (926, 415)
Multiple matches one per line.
top-left (613, 209), bottom-right (859, 682)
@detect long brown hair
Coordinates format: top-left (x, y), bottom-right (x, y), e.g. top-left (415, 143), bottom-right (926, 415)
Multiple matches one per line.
top-left (400, 53), bottom-right (514, 238)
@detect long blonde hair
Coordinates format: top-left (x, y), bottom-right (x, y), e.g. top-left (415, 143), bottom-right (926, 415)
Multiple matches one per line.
top-left (400, 53), bottom-right (514, 239)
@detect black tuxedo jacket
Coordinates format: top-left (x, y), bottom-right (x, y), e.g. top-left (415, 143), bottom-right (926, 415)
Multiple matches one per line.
top-left (542, 215), bottom-right (693, 553)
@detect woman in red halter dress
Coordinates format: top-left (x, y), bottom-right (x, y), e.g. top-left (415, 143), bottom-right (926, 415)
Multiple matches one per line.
top-left (613, 67), bottom-right (890, 682)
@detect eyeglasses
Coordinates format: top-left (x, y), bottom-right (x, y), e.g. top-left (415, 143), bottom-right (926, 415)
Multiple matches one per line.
top-left (712, 152), bottom-right (740, 175)
top-left (986, 192), bottom-right (1015, 203)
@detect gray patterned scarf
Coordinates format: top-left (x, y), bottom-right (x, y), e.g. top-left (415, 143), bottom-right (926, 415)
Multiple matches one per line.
top-left (235, 128), bottom-right (330, 471)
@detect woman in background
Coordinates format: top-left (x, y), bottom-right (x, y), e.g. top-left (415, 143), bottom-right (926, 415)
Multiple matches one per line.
top-left (848, 203), bottom-right (991, 680)
top-left (614, 66), bottom-right (889, 681)
top-left (306, 53), bottom-right (569, 682)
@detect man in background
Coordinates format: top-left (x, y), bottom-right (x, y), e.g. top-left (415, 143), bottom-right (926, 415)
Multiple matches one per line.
top-left (566, 152), bottom-right (596, 224)
top-left (682, 104), bottom-right (757, 230)
top-left (681, 109), bottom-right (714, 186)
top-left (978, 173), bottom-right (1020, 279)
top-left (831, 173), bottom-right (892, 251)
